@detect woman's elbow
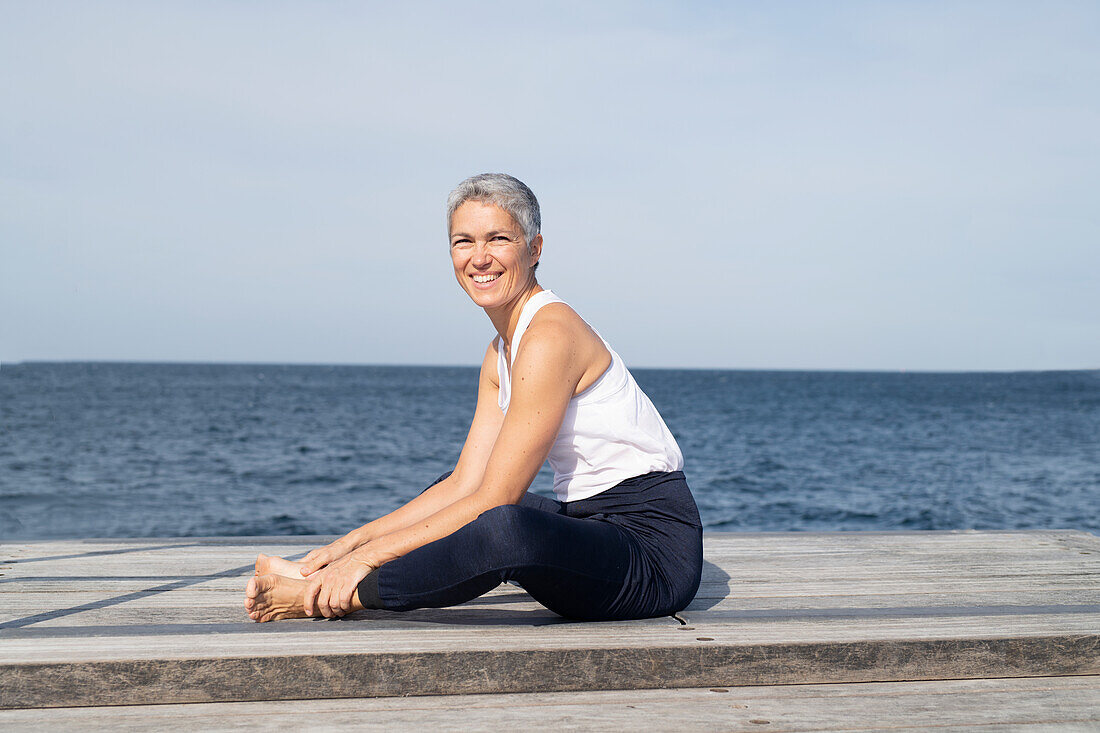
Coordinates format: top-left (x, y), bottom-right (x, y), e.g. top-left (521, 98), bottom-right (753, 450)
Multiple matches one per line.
top-left (446, 469), bottom-right (483, 499)
top-left (473, 484), bottom-right (527, 509)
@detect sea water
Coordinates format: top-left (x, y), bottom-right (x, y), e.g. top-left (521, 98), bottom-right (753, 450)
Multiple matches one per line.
top-left (1, 363), bottom-right (1097, 539)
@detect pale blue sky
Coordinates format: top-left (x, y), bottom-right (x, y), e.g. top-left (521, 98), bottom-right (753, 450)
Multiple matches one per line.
top-left (2, 1), bottom-right (1097, 370)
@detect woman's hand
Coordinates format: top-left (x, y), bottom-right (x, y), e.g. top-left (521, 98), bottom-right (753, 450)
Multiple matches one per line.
top-left (299, 536), bottom-right (357, 577)
top-left (302, 546), bottom-right (380, 618)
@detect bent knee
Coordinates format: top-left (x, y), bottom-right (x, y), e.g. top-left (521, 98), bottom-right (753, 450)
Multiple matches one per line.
top-left (463, 504), bottom-right (545, 562)
top-left (474, 502), bottom-right (528, 529)
top-left (470, 503), bottom-right (529, 540)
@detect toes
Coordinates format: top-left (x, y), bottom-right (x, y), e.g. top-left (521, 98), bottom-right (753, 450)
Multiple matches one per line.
top-left (257, 574), bottom-right (276, 594)
top-left (244, 577), bottom-right (258, 613)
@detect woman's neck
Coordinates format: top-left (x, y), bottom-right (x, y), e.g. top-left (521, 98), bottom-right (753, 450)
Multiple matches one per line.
top-left (488, 283), bottom-right (543, 351)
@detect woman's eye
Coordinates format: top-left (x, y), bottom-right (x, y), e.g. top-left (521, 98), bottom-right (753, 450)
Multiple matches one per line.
top-left (452, 240), bottom-right (473, 248)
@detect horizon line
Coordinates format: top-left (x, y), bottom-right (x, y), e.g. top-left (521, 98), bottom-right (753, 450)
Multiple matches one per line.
top-left (3, 358), bottom-right (1098, 376)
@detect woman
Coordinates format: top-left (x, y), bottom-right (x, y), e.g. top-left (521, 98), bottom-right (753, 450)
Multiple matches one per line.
top-left (245, 173), bottom-right (702, 622)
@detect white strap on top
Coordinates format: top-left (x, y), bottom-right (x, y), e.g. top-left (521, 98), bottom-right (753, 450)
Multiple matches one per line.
top-left (508, 290), bottom-right (564, 369)
top-left (497, 290), bottom-right (564, 412)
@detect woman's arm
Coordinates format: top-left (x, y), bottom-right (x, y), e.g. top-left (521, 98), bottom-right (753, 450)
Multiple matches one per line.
top-left (299, 342), bottom-right (505, 574)
top-left (305, 316), bottom-right (594, 617)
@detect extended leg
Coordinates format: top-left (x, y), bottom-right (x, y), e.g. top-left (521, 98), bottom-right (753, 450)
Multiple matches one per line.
top-left (359, 502), bottom-right (650, 620)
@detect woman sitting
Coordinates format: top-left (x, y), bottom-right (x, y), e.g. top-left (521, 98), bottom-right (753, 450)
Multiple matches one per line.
top-left (245, 173), bottom-right (702, 622)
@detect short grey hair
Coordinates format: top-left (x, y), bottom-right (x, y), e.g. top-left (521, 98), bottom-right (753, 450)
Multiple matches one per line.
top-left (446, 173), bottom-right (541, 245)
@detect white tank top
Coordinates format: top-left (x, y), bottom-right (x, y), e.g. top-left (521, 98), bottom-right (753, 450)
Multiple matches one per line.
top-left (496, 290), bottom-right (684, 502)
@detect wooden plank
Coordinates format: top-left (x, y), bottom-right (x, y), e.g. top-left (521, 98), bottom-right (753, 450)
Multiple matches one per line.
top-left (2, 615), bottom-right (1099, 663)
top-left (1, 532), bottom-right (1098, 709)
top-left (4, 634), bottom-right (1099, 709)
top-left (1, 677), bottom-right (1098, 731)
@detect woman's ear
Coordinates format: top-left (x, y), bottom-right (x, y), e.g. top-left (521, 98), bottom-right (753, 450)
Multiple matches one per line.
top-left (529, 233), bottom-right (543, 266)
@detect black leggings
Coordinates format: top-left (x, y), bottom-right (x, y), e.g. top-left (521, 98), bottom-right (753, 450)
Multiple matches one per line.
top-left (357, 470), bottom-right (703, 621)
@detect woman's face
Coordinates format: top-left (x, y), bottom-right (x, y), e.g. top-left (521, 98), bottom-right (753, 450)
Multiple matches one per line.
top-left (449, 200), bottom-right (541, 310)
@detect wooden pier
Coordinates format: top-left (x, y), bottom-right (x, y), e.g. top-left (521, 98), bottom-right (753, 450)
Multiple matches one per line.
top-left (2, 531), bottom-right (1098, 729)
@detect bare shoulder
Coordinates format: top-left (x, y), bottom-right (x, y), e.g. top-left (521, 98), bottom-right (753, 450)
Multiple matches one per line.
top-left (523, 303), bottom-right (596, 350)
top-left (516, 303), bottom-right (610, 387)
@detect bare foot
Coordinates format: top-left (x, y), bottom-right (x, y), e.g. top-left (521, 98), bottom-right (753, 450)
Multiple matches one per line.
top-left (244, 574), bottom-right (313, 622)
top-left (254, 553), bottom-right (310, 579)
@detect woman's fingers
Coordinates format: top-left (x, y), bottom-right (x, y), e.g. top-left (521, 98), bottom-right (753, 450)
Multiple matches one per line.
top-left (325, 583), bottom-right (342, 618)
top-left (303, 576), bottom-right (323, 617)
top-left (300, 548), bottom-right (333, 576)
top-left (340, 585), bottom-right (351, 612)
top-left (300, 554), bottom-right (373, 618)
top-left (299, 554), bottom-right (319, 576)
top-left (318, 569), bottom-right (342, 617)
top-left (338, 560), bottom-right (371, 612)
top-left (300, 541), bottom-right (350, 576)
top-left (340, 582), bottom-right (357, 613)
top-left (336, 579), bottom-right (352, 613)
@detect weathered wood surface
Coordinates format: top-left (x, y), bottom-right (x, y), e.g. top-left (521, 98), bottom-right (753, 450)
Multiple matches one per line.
top-left (1, 531), bottom-right (1098, 709)
top-left (2, 677), bottom-right (1099, 731)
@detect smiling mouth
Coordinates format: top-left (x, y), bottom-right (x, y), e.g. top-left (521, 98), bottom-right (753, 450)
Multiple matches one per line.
top-left (472, 273), bottom-right (501, 284)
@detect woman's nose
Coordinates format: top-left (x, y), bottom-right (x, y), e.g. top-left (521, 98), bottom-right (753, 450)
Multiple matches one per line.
top-left (471, 243), bottom-right (492, 266)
